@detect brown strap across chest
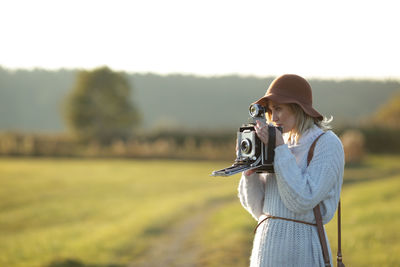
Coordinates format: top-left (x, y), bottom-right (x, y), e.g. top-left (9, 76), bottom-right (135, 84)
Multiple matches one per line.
top-left (307, 132), bottom-right (325, 166)
top-left (308, 133), bottom-right (331, 267)
top-left (309, 133), bottom-right (344, 267)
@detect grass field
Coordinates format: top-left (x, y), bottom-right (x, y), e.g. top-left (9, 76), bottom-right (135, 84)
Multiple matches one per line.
top-left (0, 155), bottom-right (399, 267)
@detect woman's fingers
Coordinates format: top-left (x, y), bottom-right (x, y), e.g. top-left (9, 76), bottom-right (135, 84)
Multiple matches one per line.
top-left (255, 121), bottom-right (269, 145)
top-left (256, 120), bottom-right (267, 128)
top-left (244, 169), bottom-right (256, 176)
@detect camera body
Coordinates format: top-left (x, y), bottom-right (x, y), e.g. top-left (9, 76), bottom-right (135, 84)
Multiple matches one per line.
top-left (211, 104), bottom-right (282, 177)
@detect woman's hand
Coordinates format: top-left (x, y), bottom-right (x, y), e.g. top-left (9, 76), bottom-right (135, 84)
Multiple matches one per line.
top-left (244, 169), bottom-right (256, 176)
top-left (239, 121), bottom-right (284, 176)
top-left (255, 120), bottom-right (284, 147)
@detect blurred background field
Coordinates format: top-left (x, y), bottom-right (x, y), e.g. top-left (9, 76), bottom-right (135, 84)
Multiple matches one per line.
top-left (1, 155), bottom-right (400, 267)
top-left (2, 1), bottom-right (400, 266)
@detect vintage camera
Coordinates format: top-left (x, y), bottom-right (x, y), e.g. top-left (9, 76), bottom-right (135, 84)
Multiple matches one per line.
top-left (211, 104), bottom-right (282, 177)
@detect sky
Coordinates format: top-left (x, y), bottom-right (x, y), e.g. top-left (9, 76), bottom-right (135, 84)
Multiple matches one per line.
top-left (1, 0), bottom-right (399, 79)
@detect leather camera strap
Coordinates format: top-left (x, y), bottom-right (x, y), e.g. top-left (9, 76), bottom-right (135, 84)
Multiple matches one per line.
top-left (307, 132), bottom-right (340, 267)
top-left (337, 200), bottom-right (345, 267)
top-left (313, 204), bottom-right (332, 267)
top-left (267, 125), bottom-right (276, 163)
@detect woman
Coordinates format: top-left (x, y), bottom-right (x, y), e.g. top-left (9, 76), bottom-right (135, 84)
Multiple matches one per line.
top-left (238, 74), bottom-right (344, 267)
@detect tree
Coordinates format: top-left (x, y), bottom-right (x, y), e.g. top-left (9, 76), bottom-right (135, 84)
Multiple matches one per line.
top-left (64, 66), bottom-right (140, 145)
top-left (372, 92), bottom-right (400, 129)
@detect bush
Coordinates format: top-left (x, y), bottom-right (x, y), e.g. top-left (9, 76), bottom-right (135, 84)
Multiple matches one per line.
top-left (340, 129), bottom-right (366, 164)
top-left (359, 127), bottom-right (400, 154)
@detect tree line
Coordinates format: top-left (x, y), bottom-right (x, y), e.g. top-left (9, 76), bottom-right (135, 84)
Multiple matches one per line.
top-left (0, 66), bottom-right (400, 158)
top-left (1, 66), bottom-right (400, 132)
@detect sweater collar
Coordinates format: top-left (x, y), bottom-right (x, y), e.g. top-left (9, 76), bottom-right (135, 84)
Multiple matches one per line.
top-left (286, 125), bottom-right (324, 149)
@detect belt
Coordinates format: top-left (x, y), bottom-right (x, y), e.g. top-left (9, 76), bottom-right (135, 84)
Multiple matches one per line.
top-left (254, 214), bottom-right (317, 234)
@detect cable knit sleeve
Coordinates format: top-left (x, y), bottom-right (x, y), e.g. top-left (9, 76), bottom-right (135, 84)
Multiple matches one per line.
top-left (238, 172), bottom-right (266, 220)
top-left (273, 132), bottom-right (344, 214)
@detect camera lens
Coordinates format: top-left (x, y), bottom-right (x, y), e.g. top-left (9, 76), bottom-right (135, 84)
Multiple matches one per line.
top-left (240, 139), bottom-right (252, 154)
top-left (249, 105), bottom-right (259, 117)
top-left (249, 104), bottom-right (265, 118)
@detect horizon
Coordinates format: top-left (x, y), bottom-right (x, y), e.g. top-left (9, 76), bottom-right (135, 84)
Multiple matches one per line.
top-left (1, 65), bottom-right (400, 82)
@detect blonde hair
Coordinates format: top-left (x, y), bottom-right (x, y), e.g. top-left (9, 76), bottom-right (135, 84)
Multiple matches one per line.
top-left (266, 103), bottom-right (332, 143)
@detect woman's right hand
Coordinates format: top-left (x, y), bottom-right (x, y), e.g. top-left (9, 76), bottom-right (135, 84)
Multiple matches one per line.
top-left (244, 169), bottom-right (256, 176)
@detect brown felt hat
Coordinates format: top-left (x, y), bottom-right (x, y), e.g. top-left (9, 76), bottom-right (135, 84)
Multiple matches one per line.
top-left (253, 74), bottom-right (323, 121)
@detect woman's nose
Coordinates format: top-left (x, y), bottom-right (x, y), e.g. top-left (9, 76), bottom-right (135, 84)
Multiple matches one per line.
top-left (271, 112), bottom-right (278, 122)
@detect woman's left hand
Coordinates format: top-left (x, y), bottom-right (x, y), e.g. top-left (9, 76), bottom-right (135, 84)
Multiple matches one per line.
top-left (255, 120), bottom-right (284, 147)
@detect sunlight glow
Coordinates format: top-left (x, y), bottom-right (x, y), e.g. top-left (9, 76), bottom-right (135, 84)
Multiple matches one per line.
top-left (0, 0), bottom-right (399, 78)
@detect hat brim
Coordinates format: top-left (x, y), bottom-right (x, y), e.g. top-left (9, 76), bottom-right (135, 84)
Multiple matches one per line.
top-left (253, 93), bottom-right (323, 121)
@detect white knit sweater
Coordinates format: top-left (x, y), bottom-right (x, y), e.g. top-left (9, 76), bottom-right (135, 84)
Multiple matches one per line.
top-left (238, 125), bottom-right (344, 267)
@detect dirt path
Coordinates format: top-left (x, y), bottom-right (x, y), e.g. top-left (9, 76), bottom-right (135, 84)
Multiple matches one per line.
top-left (130, 203), bottom-right (226, 267)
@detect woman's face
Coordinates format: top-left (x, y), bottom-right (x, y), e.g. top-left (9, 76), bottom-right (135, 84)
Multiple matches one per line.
top-left (267, 101), bottom-right (296, 133)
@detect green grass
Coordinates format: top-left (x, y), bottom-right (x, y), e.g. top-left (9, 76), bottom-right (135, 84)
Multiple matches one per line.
top-left (0, 155), bottom-right (399, 267)
top-left (325, 169), bottom-right (400, 266)
top-left (0, 158), bottom-right (236, 267)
